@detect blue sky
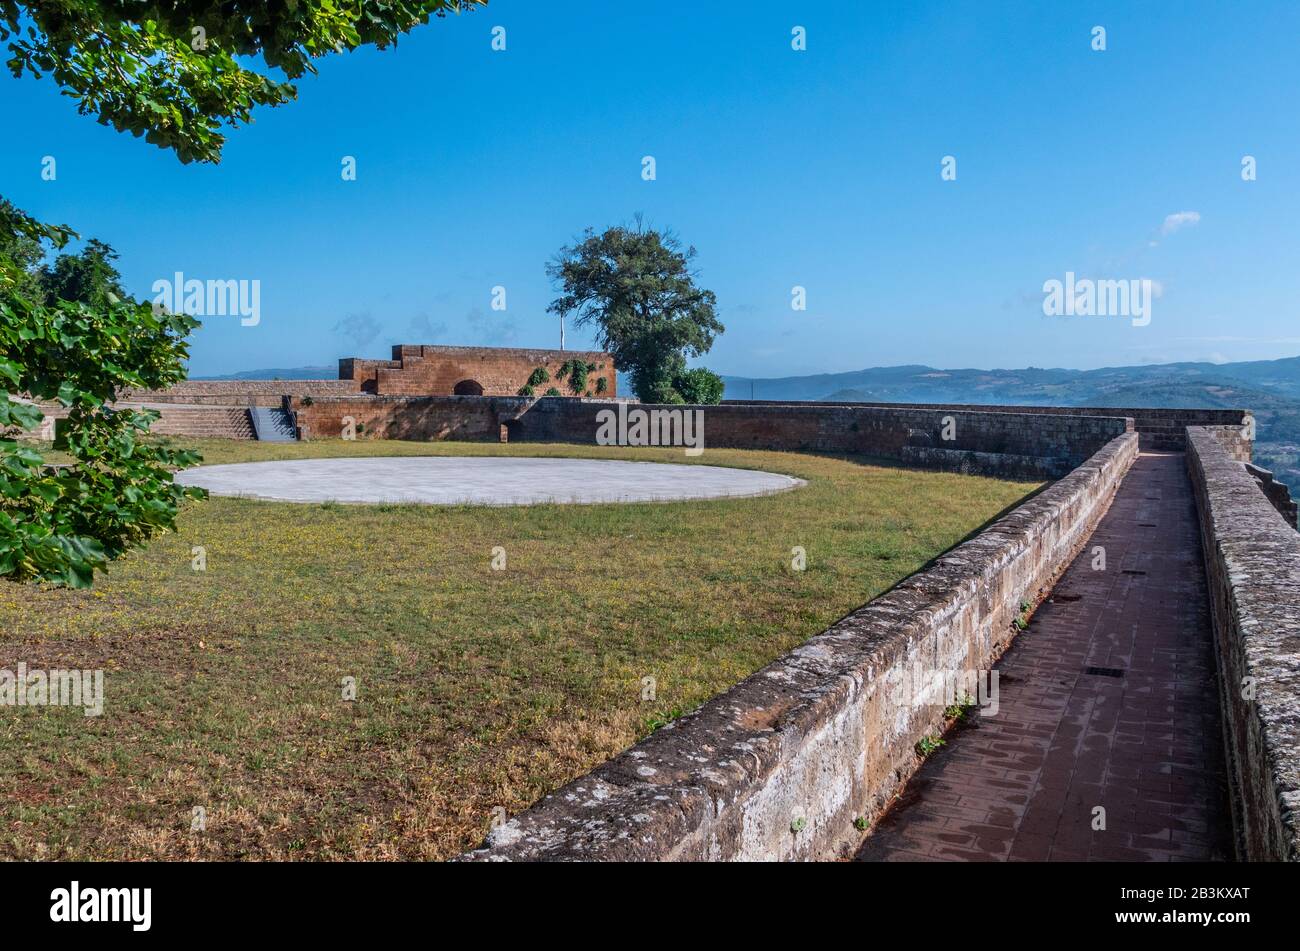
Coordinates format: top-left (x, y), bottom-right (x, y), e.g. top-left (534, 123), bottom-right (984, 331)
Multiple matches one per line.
top-left (3, 0), bottom-right (1299, 378)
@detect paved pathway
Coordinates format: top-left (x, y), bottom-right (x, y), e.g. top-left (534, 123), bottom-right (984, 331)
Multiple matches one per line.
top-left (857, 452), bottom-right (1232, 862)
top-left (177, 456), bottom-right (805, 506)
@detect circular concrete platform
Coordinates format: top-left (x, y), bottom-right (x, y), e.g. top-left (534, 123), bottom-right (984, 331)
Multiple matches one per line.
top-left (176, 456), bottom-right (805, 506)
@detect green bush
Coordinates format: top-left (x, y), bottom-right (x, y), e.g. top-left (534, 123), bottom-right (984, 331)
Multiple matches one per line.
top-left (672, 367), bottom-right (724, 405)
top-left (556, 359), bottom-right (594, 395)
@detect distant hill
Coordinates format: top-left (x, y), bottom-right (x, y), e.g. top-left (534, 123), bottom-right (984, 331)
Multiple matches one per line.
top-left (723, 355), bottom-right (1300, 407)
top-left (725, 355), bottom-right (1300, 499)
top-left (193, 366), bottom-right (337, 381)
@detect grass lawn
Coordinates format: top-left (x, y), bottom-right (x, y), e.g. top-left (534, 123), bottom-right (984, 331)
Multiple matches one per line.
top-left (0, 438), bottom-right (1039, 860)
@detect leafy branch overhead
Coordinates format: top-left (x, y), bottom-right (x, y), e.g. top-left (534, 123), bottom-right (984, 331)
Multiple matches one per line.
top-left (1, 1), bottom-right (487, 164)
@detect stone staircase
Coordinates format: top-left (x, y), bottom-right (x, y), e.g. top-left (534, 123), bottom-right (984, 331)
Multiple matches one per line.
top-left (143, 405), bottom-right (256, 440)
top-left (249, 406), bottom-right (298, 441)
top-left (38, 402), bottom-right (264, 440)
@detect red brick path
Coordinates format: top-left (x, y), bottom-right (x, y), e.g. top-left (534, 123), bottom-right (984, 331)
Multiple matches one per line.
top-left (856, 452), bottom-right (1232, 862)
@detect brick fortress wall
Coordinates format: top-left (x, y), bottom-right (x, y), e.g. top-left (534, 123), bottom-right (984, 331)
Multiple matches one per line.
top-left (339, 345), bottom-right (617, 398)
top-left (290, 395), bottom-right (1131, 480)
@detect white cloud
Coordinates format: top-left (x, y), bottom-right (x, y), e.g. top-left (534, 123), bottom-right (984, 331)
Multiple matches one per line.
top-left (1160, 211), bottom-right (1201, 235)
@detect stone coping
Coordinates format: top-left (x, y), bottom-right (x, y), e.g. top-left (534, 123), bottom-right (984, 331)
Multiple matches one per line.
top-left (1187, 426), bottom-right (1300, 861)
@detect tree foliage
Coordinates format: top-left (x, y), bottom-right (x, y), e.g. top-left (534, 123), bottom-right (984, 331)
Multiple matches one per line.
top-left (2, 1), bottom-right (486, 164)
top-left (547, 222), bottom-right (724, 404)
top-left (40, 238), bottom-right (127, 306)
top-left (1, 203), bottom-right (203, 586)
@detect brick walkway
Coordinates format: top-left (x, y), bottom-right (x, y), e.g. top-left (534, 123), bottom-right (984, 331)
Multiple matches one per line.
top-left (856, 452), bottom-right (1233, 862)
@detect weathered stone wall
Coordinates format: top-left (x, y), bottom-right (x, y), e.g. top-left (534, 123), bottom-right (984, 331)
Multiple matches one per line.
top-left (1186, 426), bottom-right (1300, 862)
top-left (122, 379), bottom-right (360, 407)
top-left (512, 398), bottom-right (1129, 478)
top-left (340, 345), bottom-right (617, 398)
top-left (726, 400), bottom-right (1248, 452)
top-left (1201, 423), bottom-right (1254, 463)
top-left (290, 395), bottom-right (1129, 479)
top-left (1244, 463), bottom-right (1299, 528)
top-left (460, 433), bottom-right (1139, 861)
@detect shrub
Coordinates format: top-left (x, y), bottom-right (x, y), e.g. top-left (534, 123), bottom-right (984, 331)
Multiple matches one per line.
top-left (556, 359), bottom-right (594, 395)
top-left (672, 367), bottom-right (724, 405)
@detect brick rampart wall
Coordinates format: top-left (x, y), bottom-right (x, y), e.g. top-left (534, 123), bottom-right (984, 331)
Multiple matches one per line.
top-left (339, 345), bottom-right (616, 398)
top-left (290, 395), bottom-right (520, 442)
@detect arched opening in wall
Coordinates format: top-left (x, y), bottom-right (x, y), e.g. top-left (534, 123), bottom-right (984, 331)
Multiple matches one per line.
top-left (453, 380), bottom-right (484, 396)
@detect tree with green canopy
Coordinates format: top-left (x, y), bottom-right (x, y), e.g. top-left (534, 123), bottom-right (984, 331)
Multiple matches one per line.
top-left (547, 221), bottom-right (725, 404)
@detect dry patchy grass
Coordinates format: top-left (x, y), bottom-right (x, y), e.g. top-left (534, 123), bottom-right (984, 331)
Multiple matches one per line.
top-left (0, 439), bottom-right (1038, 860)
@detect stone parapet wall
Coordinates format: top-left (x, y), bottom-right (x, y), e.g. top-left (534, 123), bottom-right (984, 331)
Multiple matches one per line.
top-left (725, 400), bottom-right (1248, 452)
top-left (288, 395), bottom-right (1128, 479)
top-left (122, 380), bottom-right (360, 407)
top-left (1200, 423), bottom-right (1254, 463)
top-left (460, 432), bottom-right (1139, 861)
top-left (1186, 427), bottom-right (1300, 862)
top-left (512, 398), bottom-right (1129, 478)
top-left (1244, 463), bottom-right (1299, 528)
